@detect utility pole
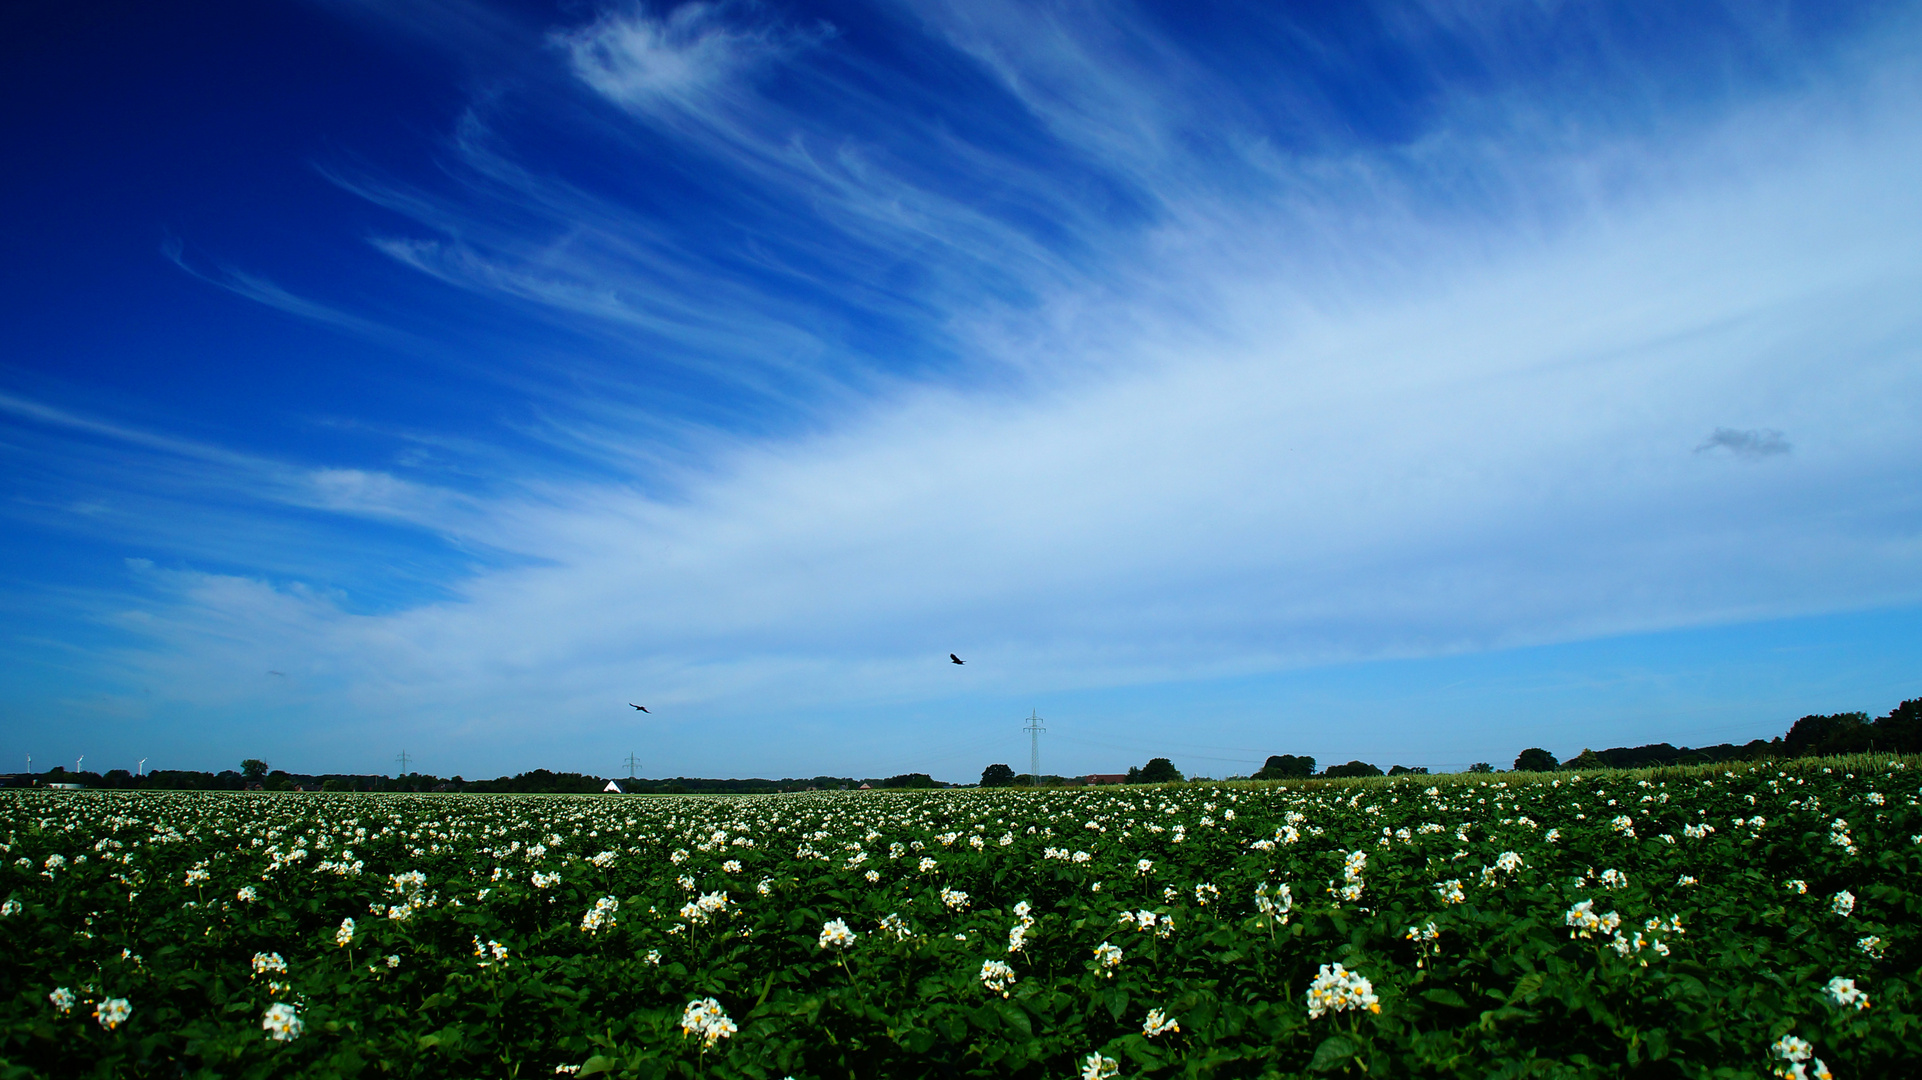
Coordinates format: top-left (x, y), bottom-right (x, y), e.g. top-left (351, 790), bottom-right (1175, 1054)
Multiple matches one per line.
top-left (395, 750), bottom-right (412, 776)
top-left (623, 752), bottom-right (641, 779)
top-left (1023, 709), bottom-right (1046, 786)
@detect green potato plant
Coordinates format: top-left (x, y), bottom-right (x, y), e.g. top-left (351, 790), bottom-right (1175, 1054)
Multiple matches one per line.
top-left (1, 756), bottom-right (1916, 1078)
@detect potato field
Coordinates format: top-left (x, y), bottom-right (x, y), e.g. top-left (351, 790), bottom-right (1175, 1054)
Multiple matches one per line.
top-left (2, 759), bottom-right (1918, 1079)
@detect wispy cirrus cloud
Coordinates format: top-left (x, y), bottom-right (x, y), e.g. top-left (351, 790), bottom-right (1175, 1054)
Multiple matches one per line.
top-left (8, 1), bottom-right (1922, 778)
top-left (558, 2), bottom-right (826, 119)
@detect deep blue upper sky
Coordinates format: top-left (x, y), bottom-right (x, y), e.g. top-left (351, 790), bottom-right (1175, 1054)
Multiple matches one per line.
top-left (4, 0), bottom-right (1921, 780)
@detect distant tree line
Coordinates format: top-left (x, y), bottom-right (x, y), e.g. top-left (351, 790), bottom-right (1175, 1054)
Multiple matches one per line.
top-left (1509, 698), bottom-right (1921, 772)
top-left (0, 764), bottom-right (957, 795)
top-left (1246, 695), bottom-right (1922, 780)
top-left (1001, 693), bottom-right (1922, 786)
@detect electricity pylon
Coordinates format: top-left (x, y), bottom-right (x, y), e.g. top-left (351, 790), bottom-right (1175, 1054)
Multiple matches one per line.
top-left (1023, 710), bottom-right (1046, 786)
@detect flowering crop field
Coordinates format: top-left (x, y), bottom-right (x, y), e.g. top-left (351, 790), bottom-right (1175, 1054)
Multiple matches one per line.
top-left (3, 759), bottom-right (1919, 1079)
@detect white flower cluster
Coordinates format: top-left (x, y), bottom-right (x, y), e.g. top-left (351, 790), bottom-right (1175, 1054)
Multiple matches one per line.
top-left (1435, 879), bottom-right (1465, 905)
top-left (1609, 915), bottom-right (1684, 965)
top-left (1610, 815), bottom-right (1636, 837)
top-left (1682, 823), bottom-right (1715, 839)
top-left (335, 917), bottom-right (356, 947)
top-left (94, 997), bottom-right (132, 1031)
top-left (1770, 1034), bottom-right (1832, 1080)
top-left (979, 959), bottom-right (1017, 997)
top-left (1598, 868), bottom-right (1628, 889)
top-left (530, 871), bottom-right (562, 890)
top-left (1254, 881), bottom-right (1292, 924)
top-left (580, 895), bottom-right (619, 934)
top-left (879, 912), bottom-right (912, 941)
top-left (680, 997), bottom-right (737, 1047)
top-left (1305, 963), bottom-right (1380, 1018)
top-left (1857, 935), bottom-right (1885, 959)
top-left (49, 987), bottom-right (76, 1014)
top-left (1142, 1007), bottom-right (1179, 1037)
top-left (1828, 818), bottom-right (1857, 855)
top-left (1564, 900), bottom-right (1622, 939)
top-left (940, 887), bottom-right (970, 911)
top-left (1007, 900), bottom-right (1036, 953)
top-left (818, 918), bottom-right (856, 949)
top-left (1092, 941), bottom-right (1123, 976)
top-left (252, 951), bottom-right (288, 976)
top-left (471, 935), bottom-right (509, 964)
top-left (679, 891), bottom-right (730, 925)
top-left (1331, 852), bottom-right (1366, 903)
top-left (1116, 908), bottom-right (1175, 938)
top-left (1830, 891), bottom-right (1855, 917)
top-left (1824, 977), bottom-right (1870, 1011)
top-left (1080, 1052), bottom-right (1119, 1080)
top-left (262, 1002), bottom-right (303, 1042)
top-left (1195, 881), bottom-right (1221, 906)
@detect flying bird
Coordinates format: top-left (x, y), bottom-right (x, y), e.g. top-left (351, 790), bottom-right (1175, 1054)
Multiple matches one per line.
top-left (950, 654), bottom-right (965, 665)
top-left (629, 704), bottom-right (649, 713)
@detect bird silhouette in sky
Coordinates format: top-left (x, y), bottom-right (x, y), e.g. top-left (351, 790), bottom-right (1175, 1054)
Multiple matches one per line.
top-left (629, 704), bottom-right (649, 713)
top-left (950, 654), bottom-right (965, 665)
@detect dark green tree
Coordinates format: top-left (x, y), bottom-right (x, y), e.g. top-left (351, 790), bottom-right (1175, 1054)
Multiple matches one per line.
top-left (240, 759), bottom-right (269, 780)
top-left (980, 763), bottom-right (1016, 787)
top-left (1321, 760), bottom-right (1383, 778)
top-left (1253, 754), bottom-right (1315, 779)
top-left (1138, 757), bottom-right (1183, 783)
top-left (1467, 762), bottom-right (1494, 774)
top-left (1512, 748), bottom-right (1559, 772)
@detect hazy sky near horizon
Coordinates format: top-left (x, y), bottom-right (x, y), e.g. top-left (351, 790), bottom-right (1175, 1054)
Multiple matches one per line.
top-left (4, 0), bottom-right (1922, 782)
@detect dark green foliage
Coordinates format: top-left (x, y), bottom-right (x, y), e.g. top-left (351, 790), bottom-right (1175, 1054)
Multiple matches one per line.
top-left (1254, 755), bottom-right (1316, 780)
top-left (240, 759), bottom-right (269, 780)
top-left (981, 764), bottom-right (1017, 788)
top-left (1322, 760), bottom-right (1383, 778)
top-left (882, 773), bottom-right (937, 789)
top-left (1386, 765), bottom-right (1429, 776)
top-left (1137, 758), bottom-right (1183, 783)
top-left (4, 758), bottom-right (1916, 1079)
top-left (1513, 748), bottom-right (1559, 772)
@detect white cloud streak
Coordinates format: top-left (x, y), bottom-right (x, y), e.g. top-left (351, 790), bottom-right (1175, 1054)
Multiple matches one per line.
top-left (11, 1), bottom-right (1922, 777)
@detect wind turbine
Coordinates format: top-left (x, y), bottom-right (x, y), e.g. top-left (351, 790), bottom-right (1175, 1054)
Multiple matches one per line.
top-left (75, 755), bottom-right (83, 773)
top-left (137, 758), bottom-right (147, 777)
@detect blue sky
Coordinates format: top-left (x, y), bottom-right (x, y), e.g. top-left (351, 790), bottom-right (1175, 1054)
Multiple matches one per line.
top-left (4, 0), bottom-right (1922, 782)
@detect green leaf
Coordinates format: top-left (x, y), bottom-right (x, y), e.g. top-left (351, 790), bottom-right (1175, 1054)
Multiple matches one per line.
top-left (1422, 988), bottom-right (1467, 1008)
top-left (577, 1055), bottom-right (619, 1076)
top-left (1309, 1034), bottom-right (1358, 1072)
